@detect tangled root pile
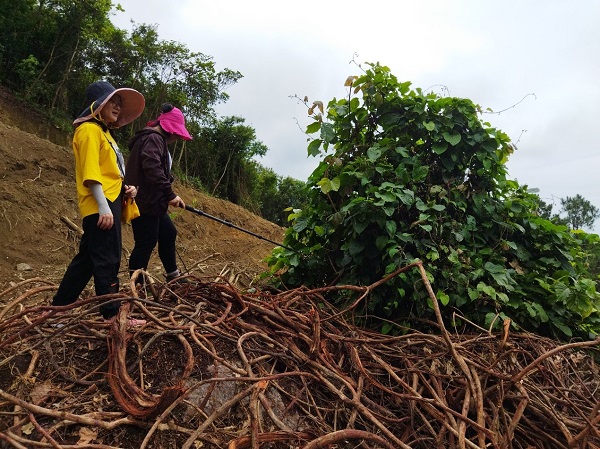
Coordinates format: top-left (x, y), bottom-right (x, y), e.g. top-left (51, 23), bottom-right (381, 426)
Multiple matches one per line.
top-left (1, 262), bottom-right (599, 448)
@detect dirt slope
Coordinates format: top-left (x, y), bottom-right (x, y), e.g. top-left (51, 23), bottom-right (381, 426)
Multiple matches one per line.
top-left (0, 88), bottom-right (285, 292)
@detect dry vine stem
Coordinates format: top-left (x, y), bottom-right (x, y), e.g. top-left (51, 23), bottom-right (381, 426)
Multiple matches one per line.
top-left (0, 262), bottom-right (598, 449)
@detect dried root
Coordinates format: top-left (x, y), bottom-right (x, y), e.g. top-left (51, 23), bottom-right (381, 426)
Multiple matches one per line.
top-left (0, 262), bottom-right (598, 448)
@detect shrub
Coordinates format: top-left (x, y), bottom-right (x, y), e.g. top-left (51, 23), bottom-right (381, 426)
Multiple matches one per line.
top-left (267, 63), bottom-right (600, 340)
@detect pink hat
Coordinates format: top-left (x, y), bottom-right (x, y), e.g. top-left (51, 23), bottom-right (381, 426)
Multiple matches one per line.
top-left (152, 104), bottom-right (192, 140)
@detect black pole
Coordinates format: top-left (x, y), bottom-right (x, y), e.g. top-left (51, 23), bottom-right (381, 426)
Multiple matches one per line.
top-left (184, 205), bottom-right (294, 251)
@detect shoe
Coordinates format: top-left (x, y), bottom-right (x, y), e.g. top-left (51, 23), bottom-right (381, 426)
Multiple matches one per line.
top-left (167, 276), bottom-right (194, 285)
top-left (104, 316), bottom-right (147, 327)
top-left (166, 272), bottom-right (197, 285)
top-left (43, 309), bottom-right (69, 328)
top-left (126, 318), bottom-right (146, 327)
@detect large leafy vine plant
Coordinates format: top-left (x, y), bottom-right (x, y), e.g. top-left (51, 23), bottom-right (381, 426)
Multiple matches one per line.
top-left (267, 63), bottom-right (600, 339)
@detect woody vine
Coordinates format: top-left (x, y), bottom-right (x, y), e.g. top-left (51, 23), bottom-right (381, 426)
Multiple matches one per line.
top-left (267, 62), bottom-right (600, 340)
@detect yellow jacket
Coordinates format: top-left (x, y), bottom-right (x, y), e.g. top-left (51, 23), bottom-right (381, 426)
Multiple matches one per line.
top-left (72, 122), bottom-right (123, 217)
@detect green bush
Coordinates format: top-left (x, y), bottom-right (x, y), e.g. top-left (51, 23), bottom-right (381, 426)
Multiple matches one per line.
top-left (267, 63), bottom-right (600, 340)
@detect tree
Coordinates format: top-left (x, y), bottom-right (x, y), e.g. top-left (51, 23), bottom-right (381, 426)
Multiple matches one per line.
top-left (266, 62), bottom-right (600, 339)
top-left (80, 22), bottom-right (242, 139)
top-left (0, 3), bottom-right (271, 208)
top-left (535, 195), bottom-right (568, 226)
top-left (0, 0), bottom-right (115, 113)
top-left (98, 23), bottom-right (241, 124)
top-left (185, 116), bottom-right (268, 205)
top-left (272, 176), bottom-right (309, 224)
top-left (251, 167), bottom-right (308, 225)
top-left (559, 194), bottom-right (599, 231)
top-left (0, 2), bottom-right (243, 140)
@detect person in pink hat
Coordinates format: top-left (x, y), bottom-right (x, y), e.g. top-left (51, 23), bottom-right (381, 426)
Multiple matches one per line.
top-left (125, 103), bottom-right (193, 284)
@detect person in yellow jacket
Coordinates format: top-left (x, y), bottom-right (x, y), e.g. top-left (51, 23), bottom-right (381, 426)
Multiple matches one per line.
top-left (52, 81), bottom-right (145, 325)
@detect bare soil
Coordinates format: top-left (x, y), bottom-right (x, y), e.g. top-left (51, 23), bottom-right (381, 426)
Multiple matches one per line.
top-left (0, 87), bottom-right (285, 293)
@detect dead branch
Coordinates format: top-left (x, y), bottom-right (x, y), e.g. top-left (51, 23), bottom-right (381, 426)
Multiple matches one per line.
top-left (0, 263), bottom-right (597, 449)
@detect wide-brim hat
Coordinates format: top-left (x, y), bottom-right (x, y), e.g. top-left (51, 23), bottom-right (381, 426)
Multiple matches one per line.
top-left (156, 106), bottom-right (192, 140)
top-left (73, 80), bottom-right (145, 128)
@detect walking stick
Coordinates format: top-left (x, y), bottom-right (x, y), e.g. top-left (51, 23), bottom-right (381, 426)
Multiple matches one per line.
top-left (184, 205), bottom-right (294, 251)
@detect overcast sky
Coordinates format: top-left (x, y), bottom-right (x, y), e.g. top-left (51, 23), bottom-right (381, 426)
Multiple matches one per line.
top-left (111, 0), bottom-right (600, 230)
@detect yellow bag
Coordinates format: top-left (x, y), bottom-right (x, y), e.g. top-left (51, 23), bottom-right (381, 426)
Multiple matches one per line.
top-left (122, 197), bottom-right (140, 224)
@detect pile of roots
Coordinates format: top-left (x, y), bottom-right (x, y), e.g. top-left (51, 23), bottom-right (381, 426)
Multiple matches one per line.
top-left (1, 261), bottom-right (599, 449)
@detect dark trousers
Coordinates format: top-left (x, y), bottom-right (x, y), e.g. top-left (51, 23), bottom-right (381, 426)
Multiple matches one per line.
top-left (129, 213), bottom-right (178, 275)
top-left (52, 195), bottom-right (122, 319)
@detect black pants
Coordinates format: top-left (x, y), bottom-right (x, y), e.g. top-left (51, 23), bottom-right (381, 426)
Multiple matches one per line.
top-left (52, 195), bottom-right (122, 319)
top-left (129, 213), bottom-right (178, 276)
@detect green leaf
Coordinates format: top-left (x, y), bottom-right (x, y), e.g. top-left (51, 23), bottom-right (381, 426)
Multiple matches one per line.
top-left (497, 292), bottom-right (509, 303)
top-left (367, 146), bottom-right (382, 161)
top-left (330, 177), bottom-right (341, 191)
top-left (427, 249), bottom-right (440, 261)
top-left (381, 322), bottom-right (393, 335)
top-left (307, 139), bottom-right (322, 157)
top-left (320, 123), bottom-right (336, 142)
top-left (382, 206), bottom-right (395, 216)
top-left (412, 165), bottom-right (429, 181)
top-left (306, 122), bottom-right (321, 134)
top-left (353, 220), bottom-right (369, 234)
top-left (317, 177), bottom-right (341, 194)
top-left (531, 302), bottom-right (549, 322)
top-left (477, 282), bottom-right (497, 299)
top-left (292, 217), bottom-right (308, 233)
top-left (443, 131), bottom-right (462, 146)
top-left (385, 220), bottom-right (397, 236)
top-left (484, 262), bottom-right (505, 274)
top-left (424, 121), bottom-right (436, 131)
top-left (437, 291), bottom-right (450, 306)
top-left (348, 239), bottom-right (366, 256)
top-left (398, 189), bottom-right (415, 205)
top-left (448, 251), bottom-right (460, 264)
top-left (552, 321), bottom-right (573, 337)
top-left (374, 191), bottom-right (396, 203)
top-left (376, 235), bottom-right (389, 250)
top-left (397, 233), bottom-right (413, 243)
top-left (416, 201), bottom-right (428, 211)
top-left (395, 146), bottom-right (410, 157)
top-left (432, 142), bottom-right (448, 154)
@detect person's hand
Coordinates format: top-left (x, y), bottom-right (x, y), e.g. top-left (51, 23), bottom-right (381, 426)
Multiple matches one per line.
top-left (97, 212), bottom-right (114, 230)
top-left (169, 195), bottom-right (185, 209)
top-left (124, 185), bottom-right (137, 199)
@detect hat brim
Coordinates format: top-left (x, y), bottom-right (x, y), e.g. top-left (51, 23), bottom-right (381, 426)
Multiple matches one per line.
top-left (74, 88), bottom-right (145, 128)
top-left (159, 116), bottom-right (193, 140)
top-left (161, 123), bottom-right (193, 141)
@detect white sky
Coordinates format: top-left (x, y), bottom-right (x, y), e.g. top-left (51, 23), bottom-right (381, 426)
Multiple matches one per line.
top-left (111, 0), bottom-right (600, 229)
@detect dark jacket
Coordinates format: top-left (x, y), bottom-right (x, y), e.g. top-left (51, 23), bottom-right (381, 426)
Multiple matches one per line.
top-left (126, 128), bottom-right (176, 216)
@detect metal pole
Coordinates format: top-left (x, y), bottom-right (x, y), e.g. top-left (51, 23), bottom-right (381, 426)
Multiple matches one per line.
top-left (184, 205), bottom-right (294, 251)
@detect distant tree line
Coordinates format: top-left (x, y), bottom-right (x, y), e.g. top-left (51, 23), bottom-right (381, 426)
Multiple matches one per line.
top-left (0, 0), bottom-right (306, 225)
top-left (536, 194), bottom-right (600, 277)
top-left (537, 194), bottom-right (600, 232)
